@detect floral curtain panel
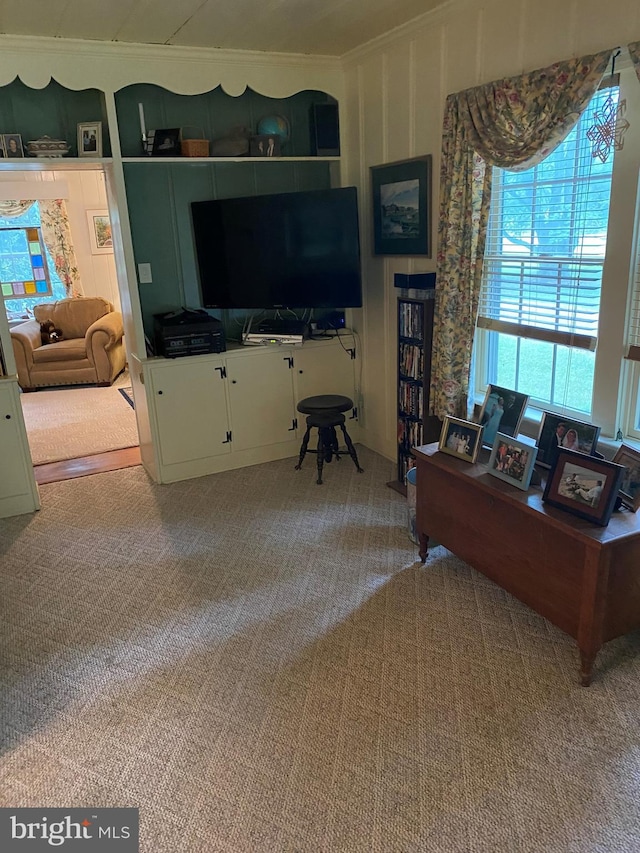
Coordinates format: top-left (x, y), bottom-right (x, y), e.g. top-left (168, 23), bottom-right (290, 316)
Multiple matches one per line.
top-left (39, 199), bottom-right (83, 298)
top-left (429, 49), bottom-right (612, 419)
top-left (629, 42), bottom-right (640, 83)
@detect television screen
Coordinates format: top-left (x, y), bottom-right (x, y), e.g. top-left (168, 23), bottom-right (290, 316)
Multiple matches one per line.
top-left (191, 187), bottom-right (362, 309)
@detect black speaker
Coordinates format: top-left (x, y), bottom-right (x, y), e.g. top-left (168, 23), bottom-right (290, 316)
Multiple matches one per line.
top-left (310, 103), bottom-right (340, 156)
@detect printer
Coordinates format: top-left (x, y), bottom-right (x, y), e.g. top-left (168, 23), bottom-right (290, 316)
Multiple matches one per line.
top-left (153, 308), bottom-right (226, 358)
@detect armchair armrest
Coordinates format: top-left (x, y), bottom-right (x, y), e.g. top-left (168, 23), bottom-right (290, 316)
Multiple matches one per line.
top-left (86, 311), bottom-right (124, 349)
top-left (10, 319), bottom-right (42, 387)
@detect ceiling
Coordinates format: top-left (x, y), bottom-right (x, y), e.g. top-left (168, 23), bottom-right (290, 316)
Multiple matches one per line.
top-left (0, 0), bottom-right (445, 57)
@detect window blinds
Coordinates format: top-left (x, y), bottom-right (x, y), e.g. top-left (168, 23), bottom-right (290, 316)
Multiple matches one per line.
top-left (477, 85), bottom-right (617, 352)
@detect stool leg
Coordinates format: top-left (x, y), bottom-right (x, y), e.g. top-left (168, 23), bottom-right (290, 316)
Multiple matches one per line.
top-left (328, 425), bottom-right (340, 461)
top-left (316, 428), bottom-right (325, 485)
top-left (295, 425), bottom-right (312, 470)
top-left (339, 424), bottom-right (363, 473)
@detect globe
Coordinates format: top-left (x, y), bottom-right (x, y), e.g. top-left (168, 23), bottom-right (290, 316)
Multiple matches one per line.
top-left (256, 114), bottom-right (290, 144)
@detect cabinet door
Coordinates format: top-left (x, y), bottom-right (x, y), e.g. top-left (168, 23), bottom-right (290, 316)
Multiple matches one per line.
top-left (148, 359), bottom-right (230, 467)
top-left (226, 350), bottom-right (296, 450)
top-left (294, 338), bottom-right (357, 408)
top-left (0, 381), bottom-right (39, 516)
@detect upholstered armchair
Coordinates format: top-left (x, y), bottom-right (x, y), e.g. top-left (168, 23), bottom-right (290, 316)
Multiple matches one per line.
top-left (10, 296), bottom-right (126, 391)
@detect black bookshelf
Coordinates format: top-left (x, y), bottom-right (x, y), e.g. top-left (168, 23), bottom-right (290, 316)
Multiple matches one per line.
top-left (388, 293), bottom-right (439, 495)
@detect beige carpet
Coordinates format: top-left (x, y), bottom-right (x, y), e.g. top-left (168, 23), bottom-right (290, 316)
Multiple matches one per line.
top-left (2, 447), bottom-right (640, 851)
top-left (19, 372), bottom-right (139, 464)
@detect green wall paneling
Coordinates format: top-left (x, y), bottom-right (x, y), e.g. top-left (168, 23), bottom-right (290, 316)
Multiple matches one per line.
top-left (0, 79), bottom-right (109, 157)
top-left (115, 84), bottom-right (332, 157)
top-left (124, 159), bottom-right (332, 336)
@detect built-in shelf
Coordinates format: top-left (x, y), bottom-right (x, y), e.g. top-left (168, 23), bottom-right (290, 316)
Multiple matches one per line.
top-left (121, 156), bottom-right (340, 164)
top-left (0, 158), bottom-right (113, 170)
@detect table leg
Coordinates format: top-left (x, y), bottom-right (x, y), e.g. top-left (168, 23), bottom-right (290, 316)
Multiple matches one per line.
top-left (580, 649), bottom-right (597, 687)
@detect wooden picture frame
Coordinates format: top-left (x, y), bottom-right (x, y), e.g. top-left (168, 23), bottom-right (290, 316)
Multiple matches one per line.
top-left (3, 133), bottom-right (23, 158)
top-left (477, 384), bottom-right (529, 448)
top-left (86, 209), bottom-right (113, 254)
top-left (542, 448), bottom-right (624, 526)
top-left (370, 155), bottom-right (431, 256)
top-left (536, 411), bottom-right (601, 468)
top-left (151, 128), bottom-right (180, 157)
top-left (77, 122), bottom-right (102, 157)
top-left (612, 443), bottom-right (640, 512)
top-left (438, 416), bottom-right (483, 463)
top-left (487, 433), bottom-right (538, 491)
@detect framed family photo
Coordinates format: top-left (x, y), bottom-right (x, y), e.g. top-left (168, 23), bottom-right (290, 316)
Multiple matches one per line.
top-left (477, 384), bottom-right (529, 447)
top-left (77, 121), bottom-right (102, 157)
top-left (3, 133), bottom-right (23, 158)
top-left (86, 210), bottom-right (113, 254)
top-left (152, 128), bottom-right (180, 156)
top-left (612, 444), bottom-right (640, 512)
top-left (487, 434), bottom-right (538, 491)
top-left (542, 449), bottom-right (624, 526)
top-left (536, 412), bottom-right (600, 468)
top-left (438, 416), bottom-right (483, 463)
top-left (370, 155), bottom-right (431, 256)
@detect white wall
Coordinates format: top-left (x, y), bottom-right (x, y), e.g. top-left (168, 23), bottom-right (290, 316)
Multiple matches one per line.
top-left (342, 0), bottom-right (640, 460)
top-left (0, 168), bottom-right (119, 311)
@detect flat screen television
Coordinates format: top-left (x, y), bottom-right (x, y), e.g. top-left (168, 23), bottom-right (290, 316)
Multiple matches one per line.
top-left (191, 186), bottom-right (362, 310)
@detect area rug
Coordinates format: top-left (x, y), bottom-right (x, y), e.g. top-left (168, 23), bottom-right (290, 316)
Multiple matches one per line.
top-left (20, 378), bottom-right (139, 465)
top-left (118, 386), bottom-right (135, 409)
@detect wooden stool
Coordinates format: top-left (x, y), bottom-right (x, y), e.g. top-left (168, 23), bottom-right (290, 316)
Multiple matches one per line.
top-left (295, 394), bottom-right (363, 484)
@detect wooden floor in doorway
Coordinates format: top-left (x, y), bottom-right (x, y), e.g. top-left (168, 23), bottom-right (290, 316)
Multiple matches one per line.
top-left (34, 446), bottom-right (142, 485)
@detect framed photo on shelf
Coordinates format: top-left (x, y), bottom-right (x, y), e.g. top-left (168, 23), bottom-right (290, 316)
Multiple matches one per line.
top-left (487, 434), bottom-right (538, 491)
top-left (477, 384), bottom-right (529, 447)
top-left (77, 122), bottom-right (102, 157)
top-left (542, 449), bottom-right (624, 526)
top-left (612, 444), bottom-right (640, 511)
top-left (151, 128), bottom-right (180, 157)
top-left (86, 210), bottom-right (113, 255)
top-left (536, 412), bottom-right (600, 468)
top-left (370, 155), bottom-right (431, 256)
top-left (3, 133), bottom-right (23, 158)
top-left (438, 416), bottom-right (483, 463)
top-left (249, 135), bottom-right (280, 157)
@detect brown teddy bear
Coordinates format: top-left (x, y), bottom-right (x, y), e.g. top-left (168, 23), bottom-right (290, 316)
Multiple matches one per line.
top-left (40, 320), bottom-right (64, 346)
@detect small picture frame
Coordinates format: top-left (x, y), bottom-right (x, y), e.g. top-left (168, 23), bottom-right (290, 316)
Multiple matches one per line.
top-left (3, 134), bottom-right (24, 158)
top-left (77, 122), bottom-right (102, 157)
top-left (477, 384), bottom-right (529, 447)
top-left (151, 128), bottom-right (180, 157)
top-left (487, 433), bottom-right (538, 491)
top-left (612, 444), bottom-right (640, 512)
top-left (536, 412), bottom-right (601, 468)
top-left (86, 209), bottom-right (113, 255)
top-left (370, 155), bottom-right (431, 256)
top-left (542, 448), bottom-right (625, 526)
top-left (438, 416), bottom-right (483, 463)
top-left (250, 135), bottom-right (281, 157)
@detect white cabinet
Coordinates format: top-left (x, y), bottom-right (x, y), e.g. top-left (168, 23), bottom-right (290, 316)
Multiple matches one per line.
top-left (146, 356), bottom-right (231, 468)
top-left (226, 349), bottom-right (297, 451)
top-left (0, 379), bottom-right (40, 518)
top-left (138, 336), bottom-right (358, 484)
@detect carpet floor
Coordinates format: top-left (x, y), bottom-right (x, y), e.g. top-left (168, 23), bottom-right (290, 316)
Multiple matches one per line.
top-left (2, 447), bottom-right (640, 851)
top-left (19, 372), bottom-right (139, 465)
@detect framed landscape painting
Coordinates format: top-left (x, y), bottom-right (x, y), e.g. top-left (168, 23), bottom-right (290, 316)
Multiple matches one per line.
top-left (371, 156), bottom-right (431, 256)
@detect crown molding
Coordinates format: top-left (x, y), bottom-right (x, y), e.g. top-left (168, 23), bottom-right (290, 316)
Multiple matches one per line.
top-left (0, 34), bottom-right (343, 98)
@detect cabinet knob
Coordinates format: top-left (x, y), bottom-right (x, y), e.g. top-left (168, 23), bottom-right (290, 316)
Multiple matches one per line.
top-left (4, 414), bottom-right (10, 420)
top-left (299, 370), bottom-right (303, 374)
top-left (157, 390), bottom-right (163, 395)
top-left (232, 380), bottom-right (237, 384)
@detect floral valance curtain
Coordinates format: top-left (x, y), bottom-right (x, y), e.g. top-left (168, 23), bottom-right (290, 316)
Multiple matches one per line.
top-left (629, 42), bottom-right (640, 83)
top-left (39, 199), bottom-right (83, 298)
top-left (0, 200), bottom-right (35, 218)
top-left (429, 49), bottom-right (612, 419)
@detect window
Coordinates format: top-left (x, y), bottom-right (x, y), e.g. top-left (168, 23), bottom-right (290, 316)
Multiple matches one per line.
top-left (475, 82), bottom-right (618, 419)
top-left (0, 202), bottom-right (65, 318)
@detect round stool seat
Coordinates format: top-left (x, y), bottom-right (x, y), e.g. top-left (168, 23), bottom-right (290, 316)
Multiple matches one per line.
top-left (297, 394), bottom-right (353, 415)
